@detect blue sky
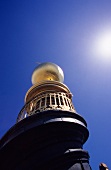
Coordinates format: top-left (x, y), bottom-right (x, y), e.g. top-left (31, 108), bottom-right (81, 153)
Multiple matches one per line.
top-left (0, 0), bottom-right (111, 169)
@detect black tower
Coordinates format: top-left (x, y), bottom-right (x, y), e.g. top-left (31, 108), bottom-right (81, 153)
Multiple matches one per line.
top-left (0, 62), bottom-right (91, 170)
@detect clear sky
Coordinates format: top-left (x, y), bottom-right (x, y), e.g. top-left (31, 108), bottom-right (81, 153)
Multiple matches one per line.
top-left (0, 0), bottom-right (111, 169)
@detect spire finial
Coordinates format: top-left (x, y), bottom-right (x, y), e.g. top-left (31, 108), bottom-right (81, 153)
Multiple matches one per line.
top-left (31, 62), bottom-right (64, 85)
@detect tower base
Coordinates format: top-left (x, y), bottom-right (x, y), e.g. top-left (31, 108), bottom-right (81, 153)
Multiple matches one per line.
top-left (0, 110), bottom-right (91, 170)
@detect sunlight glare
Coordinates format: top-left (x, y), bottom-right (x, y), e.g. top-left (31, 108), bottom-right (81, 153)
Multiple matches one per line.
top-left (94, 31), bottom-right (111, 60)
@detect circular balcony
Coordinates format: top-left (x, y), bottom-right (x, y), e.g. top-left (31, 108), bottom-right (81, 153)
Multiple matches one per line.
top-left (17, 92), bottom-right (76, 122)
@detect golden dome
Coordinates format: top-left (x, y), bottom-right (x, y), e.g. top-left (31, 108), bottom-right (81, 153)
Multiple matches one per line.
top-left (31, 62), bottom-right (64, 85)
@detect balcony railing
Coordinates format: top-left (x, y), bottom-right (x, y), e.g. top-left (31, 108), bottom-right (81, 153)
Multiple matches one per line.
top-left (16, 92), bottom-right (75, 123)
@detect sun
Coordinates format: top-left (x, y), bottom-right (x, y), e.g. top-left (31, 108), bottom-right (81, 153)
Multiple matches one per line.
top-left (94, 31), bottom-right (111, 60)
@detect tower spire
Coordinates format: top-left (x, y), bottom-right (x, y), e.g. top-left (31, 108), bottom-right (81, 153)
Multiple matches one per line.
top-left (17, 62), bottom-right (75, 122)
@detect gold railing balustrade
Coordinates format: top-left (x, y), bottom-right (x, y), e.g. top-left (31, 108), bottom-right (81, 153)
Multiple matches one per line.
top-left (17, 92), bottom-right (75, 123)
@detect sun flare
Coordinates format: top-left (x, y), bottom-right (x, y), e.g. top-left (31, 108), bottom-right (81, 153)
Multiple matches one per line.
top-left (94, 31), bottom-right (111, 60)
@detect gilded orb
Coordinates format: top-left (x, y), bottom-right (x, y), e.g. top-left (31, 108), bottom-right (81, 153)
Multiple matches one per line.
top-left (31, 62), bottom-right (64, 84)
